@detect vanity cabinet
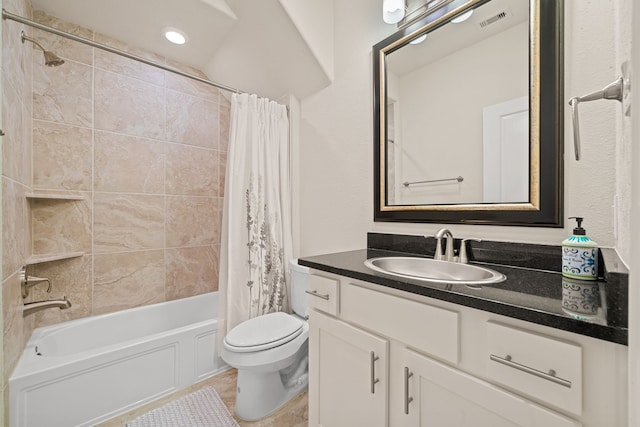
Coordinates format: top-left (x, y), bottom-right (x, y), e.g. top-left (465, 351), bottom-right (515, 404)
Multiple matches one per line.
top-left (401, 348), bottom-right (579, 427)
top-left (309, 310), bottom-right (389, 427)
top-left (307, 271), bottom-right (628, 427)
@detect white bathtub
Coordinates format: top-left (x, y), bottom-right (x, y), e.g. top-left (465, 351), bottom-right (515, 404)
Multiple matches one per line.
top-left (10, 292), bottom-right (227, 427)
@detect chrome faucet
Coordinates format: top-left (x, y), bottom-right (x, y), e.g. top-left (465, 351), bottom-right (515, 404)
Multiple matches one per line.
top-left (434, 228), bottom-right (456, 262)
top-left (23, 297), bottom-right (72, 317)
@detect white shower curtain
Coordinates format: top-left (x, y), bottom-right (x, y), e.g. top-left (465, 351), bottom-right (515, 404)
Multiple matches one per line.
top-left (218, 93), bottom-right (293, 336)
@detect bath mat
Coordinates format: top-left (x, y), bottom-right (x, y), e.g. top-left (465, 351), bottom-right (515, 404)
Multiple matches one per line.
top-left (126, 386), bottom-right (239, 427)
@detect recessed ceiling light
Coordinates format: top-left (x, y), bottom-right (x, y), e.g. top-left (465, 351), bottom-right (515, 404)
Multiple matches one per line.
top-left (451, 9), bottom-right (473, 24)
top-left (164, 27), bottom-right (188, 45)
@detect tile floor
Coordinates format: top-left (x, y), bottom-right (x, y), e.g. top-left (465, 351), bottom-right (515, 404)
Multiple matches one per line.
top-left (98, 368), bottom-right (308, 427)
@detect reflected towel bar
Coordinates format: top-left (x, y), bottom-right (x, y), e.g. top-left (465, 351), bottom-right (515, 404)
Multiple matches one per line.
top-left (402, 176), bottom-right (464, 187)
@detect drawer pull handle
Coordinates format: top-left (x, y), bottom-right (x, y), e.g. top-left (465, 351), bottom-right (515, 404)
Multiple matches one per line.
top-left (404, 367), bottom-right (414, 414)
top-left (305, 290), bottom-right (330, 300)
top-left (370, 351), bottom-right (380, 394)
top-left (489, 354), bottom-right (572, 388)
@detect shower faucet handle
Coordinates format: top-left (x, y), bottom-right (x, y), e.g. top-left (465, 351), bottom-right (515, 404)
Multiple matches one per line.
top-left (20, 266), bottom-right (52, 298)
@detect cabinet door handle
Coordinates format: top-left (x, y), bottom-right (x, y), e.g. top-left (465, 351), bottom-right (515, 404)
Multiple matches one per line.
top-left (370, 351), bottom-right (380, 394)
top-left (404, 367), bottom-right (414, 414)
top-left (305, 290), bottom-right (330, 300)
top-left (489, 354), bottom-right (572, 388)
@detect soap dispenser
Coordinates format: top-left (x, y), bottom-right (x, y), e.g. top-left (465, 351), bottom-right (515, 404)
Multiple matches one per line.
top-left (562, 217), bottom-right (598, 280)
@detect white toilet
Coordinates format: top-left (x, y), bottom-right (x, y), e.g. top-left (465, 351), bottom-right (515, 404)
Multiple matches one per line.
top-left (221, 259), bottom-right (310, 421)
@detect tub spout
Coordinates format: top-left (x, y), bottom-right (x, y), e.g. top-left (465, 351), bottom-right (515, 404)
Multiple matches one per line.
top-left (23, 297), bottom-right (72, 317)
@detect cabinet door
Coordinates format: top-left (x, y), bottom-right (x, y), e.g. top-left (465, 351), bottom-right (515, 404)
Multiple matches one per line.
top-left (401, 348), bottom-right (581, 427)
top-left (309, 310), bottom-right (389, 427)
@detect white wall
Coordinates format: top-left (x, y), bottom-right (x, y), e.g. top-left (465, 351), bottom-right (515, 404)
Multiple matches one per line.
top-left (393, 21), bottom-right (527, 205)
top-left (278, 0), bottom-right (334, 82)
top-left (299, 0), bottom-right (630, 261)
top-left (624, 2), bottom-right (638, 426)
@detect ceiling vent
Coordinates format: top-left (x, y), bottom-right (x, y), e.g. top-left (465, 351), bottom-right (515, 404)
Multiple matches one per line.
top-left (478, 10), bottom-right (509, 28)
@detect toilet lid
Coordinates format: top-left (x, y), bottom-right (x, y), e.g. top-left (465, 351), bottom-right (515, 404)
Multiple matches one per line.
top-left (224, 312), bottom-right (304, 352)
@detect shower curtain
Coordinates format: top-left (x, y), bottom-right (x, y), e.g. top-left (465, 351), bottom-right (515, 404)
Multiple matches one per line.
top-left (219, 93), bottom-right (293, 336)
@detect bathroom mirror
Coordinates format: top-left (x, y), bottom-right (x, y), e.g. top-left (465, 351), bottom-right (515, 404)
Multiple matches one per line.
top-left (373, 0), bottom-right (564, 226)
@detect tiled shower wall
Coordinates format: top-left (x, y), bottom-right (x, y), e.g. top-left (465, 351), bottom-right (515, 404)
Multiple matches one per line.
top-left (1, 0), bottom-right (34, 420)
top-left (1, 5), bottom-right (230, 411)
top-left (29, 11), bottom-right (229, 323)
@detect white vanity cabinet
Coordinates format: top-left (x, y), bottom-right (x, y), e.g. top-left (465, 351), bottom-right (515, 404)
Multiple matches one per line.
top-left (400, 348), bottom-right (580, 427)
top-left (307, 271), bottom-right (628, 427)
top-left (309, 310), bottom-right (389, 427)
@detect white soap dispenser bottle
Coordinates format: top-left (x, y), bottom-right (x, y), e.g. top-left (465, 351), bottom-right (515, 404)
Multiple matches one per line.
top-left (562, 217), bottom-right (599, 280)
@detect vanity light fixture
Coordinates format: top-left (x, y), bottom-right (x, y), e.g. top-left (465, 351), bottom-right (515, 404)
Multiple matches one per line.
top-left (451, 9), bottom-right (473, 23)
top-left (163, 27), bottom-right (188, 45)
top-left (383, 0), bottom-right (406, 24)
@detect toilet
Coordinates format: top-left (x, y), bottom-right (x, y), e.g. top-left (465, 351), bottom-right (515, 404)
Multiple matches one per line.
top-left (221, 259), bottom-right (310, 421)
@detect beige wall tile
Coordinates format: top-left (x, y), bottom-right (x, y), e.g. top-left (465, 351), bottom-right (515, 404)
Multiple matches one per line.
top-left (33, 120), bottom-right (92, 190)
top-left (219, 95), bottom-right (231, 152)
top-left (33, 58), bottom-right (92, 127)
top-left (30, 255), bottom-right (93, 327)
top-left (166, 246), bottom-right (218, 300)
top-left (93, 250), bottom-right (165, 314)
top-left (3, 0), bottom-right (35, 411)
top-left (2, 179), bottom-right (29, 281)
top-left (166, 89), bottom-right (219, 149)
top-left (94, 69), bottom-right (165, 139)
top-left (219, 151), bottom-right (227, 198)
top-left (2, 271), bottom-right (29, 383)
top-left (164, 61), bottom-right (220, 102)
top-left (94, 33), bottom-right (165, 86)
top-left (94, 131), bottom-right (165, 194)
top-left (166, 143), bottom-right (218, 196)
top-left (166, 196), bottom-right (217, 248)
top-left (93, 193), bottom-right (165, 253)
top-left (31, 194), bottom-right (92, 254)
top-left (21, 100), bottom-right (33, 182)
top-left (2, 74), bottom-right (27, 183)
top-left (32, 10), bottom-right (94, 66)
top-left (1, 15), bottom-right (29, 104)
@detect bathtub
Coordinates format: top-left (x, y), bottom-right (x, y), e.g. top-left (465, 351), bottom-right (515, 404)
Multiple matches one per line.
top-left (10, 292), bottom-right (227, 427)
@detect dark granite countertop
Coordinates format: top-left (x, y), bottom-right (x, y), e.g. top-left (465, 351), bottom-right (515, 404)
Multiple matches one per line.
top-left (298, 234), bottom-right (628, 345)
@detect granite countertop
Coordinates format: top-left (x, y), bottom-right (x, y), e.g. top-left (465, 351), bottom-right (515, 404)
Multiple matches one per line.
top-left (298, 235), bottom-right (628, 346)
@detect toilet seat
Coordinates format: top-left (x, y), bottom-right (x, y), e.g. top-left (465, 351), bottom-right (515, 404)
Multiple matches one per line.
top-left (224, 312), bottom-right (304, 353)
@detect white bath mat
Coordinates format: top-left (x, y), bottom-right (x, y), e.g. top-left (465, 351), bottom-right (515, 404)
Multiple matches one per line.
top-left (126, 386), bottom-right (239, 427)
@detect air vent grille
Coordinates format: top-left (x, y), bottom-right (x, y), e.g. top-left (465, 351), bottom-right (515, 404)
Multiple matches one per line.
top-left (479, 11), bottom-right (507, 28)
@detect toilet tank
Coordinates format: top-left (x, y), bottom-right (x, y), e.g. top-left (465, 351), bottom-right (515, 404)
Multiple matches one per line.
top-left (289, 259), bottom-right (310, 318)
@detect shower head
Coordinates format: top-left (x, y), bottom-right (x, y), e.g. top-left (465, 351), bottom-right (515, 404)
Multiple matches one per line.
top-left (21, 31), bottom-right (65, 67)
top-left (42, 50), bottom-right (65, 67)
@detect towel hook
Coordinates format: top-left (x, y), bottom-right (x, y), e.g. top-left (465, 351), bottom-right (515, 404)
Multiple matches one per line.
top-left (568, 76), bottom-right (625, 161)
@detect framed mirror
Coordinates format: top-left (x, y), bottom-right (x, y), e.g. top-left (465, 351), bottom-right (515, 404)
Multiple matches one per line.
top-left (373, 0), bottom-right (564, 226)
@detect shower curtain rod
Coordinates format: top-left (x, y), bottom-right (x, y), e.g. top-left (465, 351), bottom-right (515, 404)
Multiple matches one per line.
top-left (2, 9), bottom-right (245, 95)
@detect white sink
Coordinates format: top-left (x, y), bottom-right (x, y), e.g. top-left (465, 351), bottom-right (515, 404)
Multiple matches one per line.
top-left (364, 256), bottom-right (506, 285)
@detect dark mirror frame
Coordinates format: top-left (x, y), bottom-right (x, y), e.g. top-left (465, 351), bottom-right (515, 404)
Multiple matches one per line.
top-left (373, 0), bottom-right (564, 226)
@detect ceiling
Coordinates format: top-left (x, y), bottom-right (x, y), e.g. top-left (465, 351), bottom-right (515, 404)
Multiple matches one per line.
top-left (387, 0), bottom-right (529, 76)
top-left (29, 0), bottom-right (332, 99)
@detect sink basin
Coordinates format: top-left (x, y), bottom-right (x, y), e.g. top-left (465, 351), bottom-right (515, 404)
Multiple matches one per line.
top-left (364, 257), bottom-right (506, 285)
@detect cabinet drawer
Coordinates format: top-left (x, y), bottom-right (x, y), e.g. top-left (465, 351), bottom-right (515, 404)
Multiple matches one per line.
top-left (341, 283), bottom-right (459, 364)
top-left (307, 274), bottom-right (339, 315)
top-left (486, 321), bottom-right (582, 415)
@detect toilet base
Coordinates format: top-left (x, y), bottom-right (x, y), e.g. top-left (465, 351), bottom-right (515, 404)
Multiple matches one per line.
top-left (234, 365), bottom-right (308, 421)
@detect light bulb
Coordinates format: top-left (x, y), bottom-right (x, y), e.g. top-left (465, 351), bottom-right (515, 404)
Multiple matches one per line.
top-left (451, 9), bottom-right (473, 24)
top-left (383, 0), bottom-right (406, 24)
top-left (409, 34), bottom-right (427, 45)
